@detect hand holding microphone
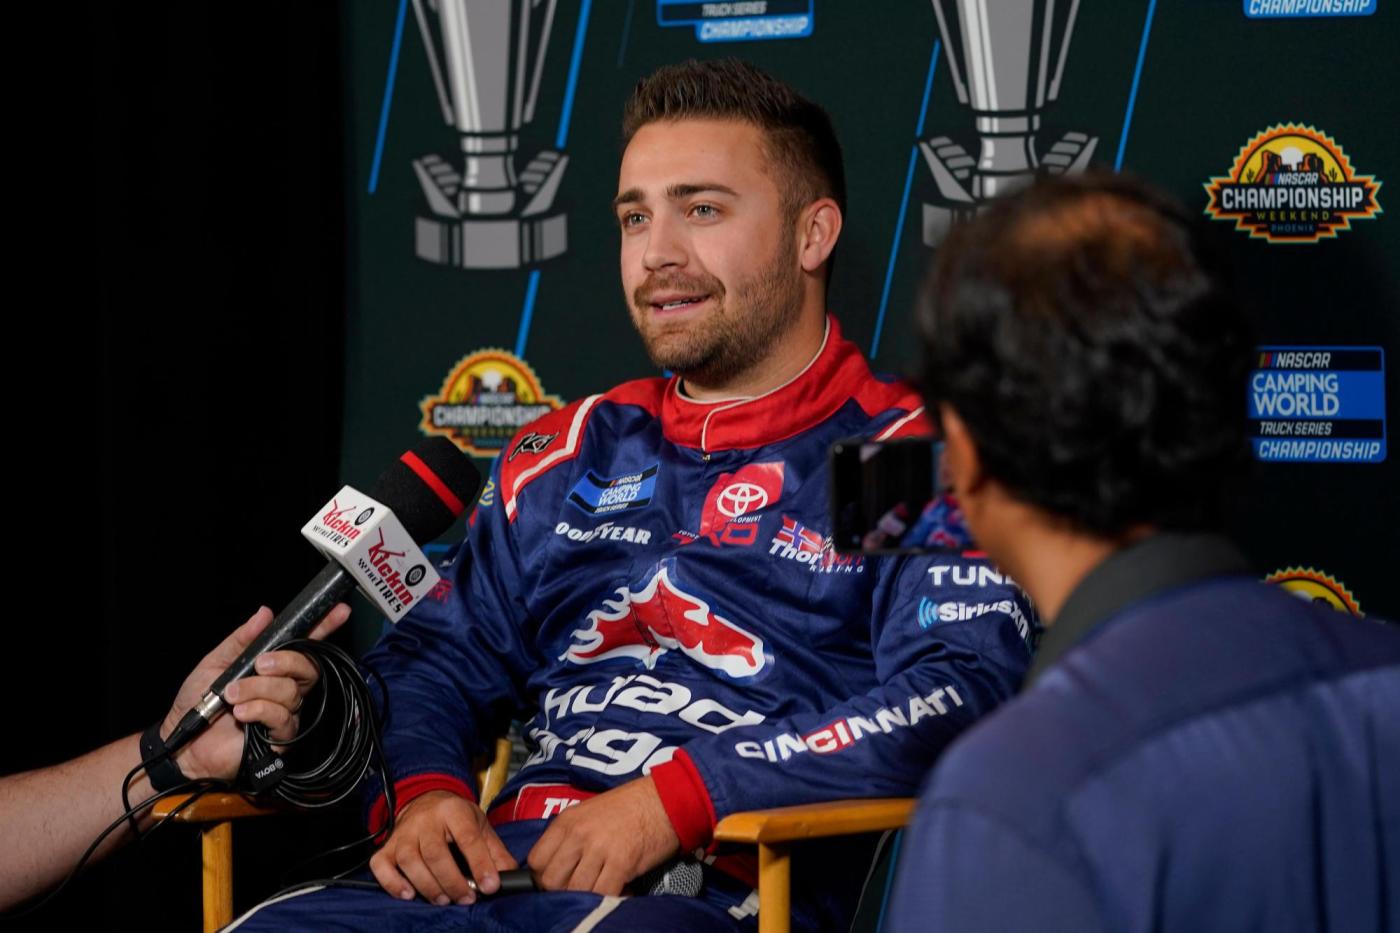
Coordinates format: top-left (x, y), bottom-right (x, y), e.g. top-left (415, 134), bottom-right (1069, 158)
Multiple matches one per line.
top-left (158, 437), bottom-right (480, 760)
top-left (156, 604), bottom-right (350, 783)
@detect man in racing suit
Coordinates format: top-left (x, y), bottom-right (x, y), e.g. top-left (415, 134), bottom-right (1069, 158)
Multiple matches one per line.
top-left (230, 59), bottom-right (1031, 932)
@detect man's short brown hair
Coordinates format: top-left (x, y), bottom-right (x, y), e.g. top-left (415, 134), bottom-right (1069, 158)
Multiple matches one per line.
top-left (621, 58), bottom-right (846, 220)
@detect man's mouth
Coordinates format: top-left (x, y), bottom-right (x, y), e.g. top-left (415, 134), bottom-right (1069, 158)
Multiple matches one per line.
top-left (649, 294), bottom-right (710, 313)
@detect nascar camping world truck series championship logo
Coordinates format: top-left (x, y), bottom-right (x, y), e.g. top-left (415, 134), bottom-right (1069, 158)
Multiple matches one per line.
top-left (1204, 124), bottom-right (1381, 243)
top-left (420, 349), bottom-right (563, 458)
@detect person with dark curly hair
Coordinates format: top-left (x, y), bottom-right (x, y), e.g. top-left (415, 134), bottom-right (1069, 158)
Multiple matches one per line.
top-left (887, 172), bottom-right (1399, 932)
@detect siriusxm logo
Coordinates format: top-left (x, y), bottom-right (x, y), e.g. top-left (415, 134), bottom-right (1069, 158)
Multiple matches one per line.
top-left (919, 597), bottom-right (1031, 640)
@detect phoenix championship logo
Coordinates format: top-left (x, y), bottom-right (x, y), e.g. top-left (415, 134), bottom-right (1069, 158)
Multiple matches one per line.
top-left (419, 349), bottom-right (563, 458)
top-left (1264, 567), bottom-right (1364, 616)
top-left (1204, 125), bottom-right (1382, 243)
top-left (561, 564), bottom-right (768, 679)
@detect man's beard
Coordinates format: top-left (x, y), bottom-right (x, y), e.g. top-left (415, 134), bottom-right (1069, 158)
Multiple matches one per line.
top-left (629, 231), bottom-right (805, 391)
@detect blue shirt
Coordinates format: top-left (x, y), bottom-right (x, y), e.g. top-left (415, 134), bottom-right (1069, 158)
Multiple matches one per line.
top-left (888, 533), bottom-right (1400, 933)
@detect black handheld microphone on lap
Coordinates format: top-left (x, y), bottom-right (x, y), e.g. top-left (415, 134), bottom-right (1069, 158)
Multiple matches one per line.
top-left (162, 437), bottom-right (480, 756)
top-left (465, 862), bottom-right (703, 898)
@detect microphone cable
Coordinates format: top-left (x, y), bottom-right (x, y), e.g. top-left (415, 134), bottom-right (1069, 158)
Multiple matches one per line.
top-left (12, 641), bottom-right (395, 920)
top-left (9, 776), bottom-right (223, 919)
top-left (240, 638), bottom-right (375, 810)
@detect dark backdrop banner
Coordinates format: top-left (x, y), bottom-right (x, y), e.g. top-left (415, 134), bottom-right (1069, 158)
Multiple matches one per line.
top-left (11, 3), bottom-right (1394, 931)
top-left (341, 0), bottom-right (1400, 625)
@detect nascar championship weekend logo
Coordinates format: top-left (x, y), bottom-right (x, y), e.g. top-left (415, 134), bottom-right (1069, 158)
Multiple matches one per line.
top-left (1265, 567), bottom-right (1364, 616)
top-left (420, 349), bottom-right (564, 458)
top-left (1204, 125), bottom-right (1382, 243)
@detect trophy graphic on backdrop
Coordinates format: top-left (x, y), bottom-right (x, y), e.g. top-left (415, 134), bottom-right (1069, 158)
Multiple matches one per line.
top-left (411, 0), bottom-right (569, 269)
top-left (921, 0), bottom-right (1098, 246)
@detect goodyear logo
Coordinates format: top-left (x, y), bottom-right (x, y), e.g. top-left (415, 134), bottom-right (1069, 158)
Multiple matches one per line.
top-left (1250, 347), bottom-right (1385, 462)
top-left (419, 349), bottom-right (563, 458)
top-left (1265, 567), bottom-right (1363, 616)
top-left (1204, 125), bottom-right (1381, 243)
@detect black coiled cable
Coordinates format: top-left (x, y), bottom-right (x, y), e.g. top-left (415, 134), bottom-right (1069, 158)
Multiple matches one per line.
top-left (242, 638), bottom-right (377, 809)
top-left (238, 638), bottom-right (401, 887)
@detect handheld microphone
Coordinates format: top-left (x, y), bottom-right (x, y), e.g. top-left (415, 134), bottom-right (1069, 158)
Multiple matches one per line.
top-left (462, 862), bottom-right (704, 898)
top-left (162, 437), bottom-right (480, 755)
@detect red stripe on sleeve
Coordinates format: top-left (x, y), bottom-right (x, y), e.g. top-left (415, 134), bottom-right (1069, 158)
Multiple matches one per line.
top-left (367, 772), bottom-right (476, 839)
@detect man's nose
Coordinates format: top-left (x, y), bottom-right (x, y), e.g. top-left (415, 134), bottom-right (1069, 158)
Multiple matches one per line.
top-left (642, 214), bottom-right (687, 271)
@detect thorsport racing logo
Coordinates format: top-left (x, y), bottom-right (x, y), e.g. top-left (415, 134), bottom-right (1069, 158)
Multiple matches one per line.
top-left (1204, 125), bottom-right (1381, 243)
top-left (419, 349), bottom-right (564, 457)
top-left (560, 564), bottom-right (768, 678)
top-left (769, 516), bottom-right (864, 573)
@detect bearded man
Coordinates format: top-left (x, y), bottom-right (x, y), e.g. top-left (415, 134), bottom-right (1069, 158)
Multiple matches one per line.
top-left (232, 58), bottom-right (1032, 932)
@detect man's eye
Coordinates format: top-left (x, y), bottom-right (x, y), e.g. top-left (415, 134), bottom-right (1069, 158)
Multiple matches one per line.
top-left (690, 204), bottom-right (718, 219)
top-left (620, 212), bottom-right (647, 228)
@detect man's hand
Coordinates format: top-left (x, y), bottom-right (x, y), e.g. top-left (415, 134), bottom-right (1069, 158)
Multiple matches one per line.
top-left (160, 604), bottom-right (350, 781)
top-left (527, 776), bottom-right (681, 895)
top-left (369, 790), bottom-right (518, 905)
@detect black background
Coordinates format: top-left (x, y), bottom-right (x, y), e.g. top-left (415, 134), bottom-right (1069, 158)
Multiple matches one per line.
top-left (7, 4), bottom-right (353, 928)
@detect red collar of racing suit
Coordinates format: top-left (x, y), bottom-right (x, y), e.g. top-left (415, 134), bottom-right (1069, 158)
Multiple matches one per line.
top-left (660, 315), bottom-right (891, 452)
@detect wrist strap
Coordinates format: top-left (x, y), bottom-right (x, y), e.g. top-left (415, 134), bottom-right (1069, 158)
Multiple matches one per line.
top-left (140, 722), bottom-right (189, 791)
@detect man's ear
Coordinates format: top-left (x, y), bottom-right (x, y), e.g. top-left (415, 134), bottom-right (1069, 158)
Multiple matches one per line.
top-left (939, 403), bottom-right (986, 499)
top-left (798, 198), bottom-right (842, 273)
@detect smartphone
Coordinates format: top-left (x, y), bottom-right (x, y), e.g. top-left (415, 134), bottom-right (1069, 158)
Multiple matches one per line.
top-left (829, 437), bottom-right (972, 555)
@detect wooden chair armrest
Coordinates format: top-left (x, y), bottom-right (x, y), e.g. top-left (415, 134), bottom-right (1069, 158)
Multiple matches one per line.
top-left (712, 797), bottom-right (916, 845)
top-left (150, 792), bottom-right (280, 823)
top-left (151, 735), bottom-right (515, 824)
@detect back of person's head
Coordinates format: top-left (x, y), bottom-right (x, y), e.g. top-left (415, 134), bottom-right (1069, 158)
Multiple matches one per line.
top-left (621, 58), bottom-right (847, 221)
top-left (918, 171), bottom-right (1253, 537)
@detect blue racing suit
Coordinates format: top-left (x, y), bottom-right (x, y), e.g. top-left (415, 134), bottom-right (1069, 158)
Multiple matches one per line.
top-left (234, 317), bottom-right (1033, 931)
